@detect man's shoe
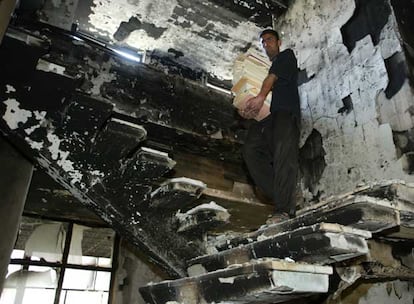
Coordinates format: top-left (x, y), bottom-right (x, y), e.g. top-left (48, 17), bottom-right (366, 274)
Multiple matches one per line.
top-left (266, 212), bottom-right (290, 225)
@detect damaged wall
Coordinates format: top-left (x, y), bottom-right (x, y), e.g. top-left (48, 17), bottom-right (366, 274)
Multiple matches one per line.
top-left (275, 0), bottom-right (414, 201)
top-left (330, 280), bottom-right (414, 304)
top-left (37, 0), bottom-right (267, 82)
top-left (113, 241), bottom-right (164, 304)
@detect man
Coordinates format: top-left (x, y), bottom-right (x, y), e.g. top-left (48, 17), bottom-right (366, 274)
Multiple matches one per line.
top-left (240, 29), bottom-right (300, 223)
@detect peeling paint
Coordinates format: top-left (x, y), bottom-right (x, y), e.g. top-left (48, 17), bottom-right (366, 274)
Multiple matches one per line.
top-left (87, 0), bottom-right (262, 80)
top-left (218, 276), bottom-right (235, 284)
top-left (3, 99), bottom-right (32, 130)
top-left (275, 0), bottom-right (414, 200)
top-left (36, 58), bottom-right (67, 75)
top-left (6, 85), bottom-right (16, 93)
top-left (46, 132), bottom-right (83, 185)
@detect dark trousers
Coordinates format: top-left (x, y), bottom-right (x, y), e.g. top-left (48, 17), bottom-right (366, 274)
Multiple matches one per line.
top-left (242, 111), bottom-right (299, 216)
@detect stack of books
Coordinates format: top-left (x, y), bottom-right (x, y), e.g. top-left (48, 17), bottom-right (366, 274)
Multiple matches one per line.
top-left (232, 49), bottom-right (271, 121)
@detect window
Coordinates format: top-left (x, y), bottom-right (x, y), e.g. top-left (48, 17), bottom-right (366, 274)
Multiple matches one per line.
top-left (1, 216), bottom-right (119, 304)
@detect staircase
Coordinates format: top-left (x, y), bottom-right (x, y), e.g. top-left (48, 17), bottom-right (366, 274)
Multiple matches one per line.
top-left (140, 182), bottom-right (414, 303)
top-left (1, 25), bottom-right (414, 304)
top-left (0, 26), bottom-right (240, 277)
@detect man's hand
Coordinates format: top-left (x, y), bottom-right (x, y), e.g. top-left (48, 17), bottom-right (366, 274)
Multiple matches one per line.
top-left (241, 95), bottom-right (265, 119)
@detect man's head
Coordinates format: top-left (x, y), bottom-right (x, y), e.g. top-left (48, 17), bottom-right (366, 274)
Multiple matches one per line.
top-left (259, 29), bottom-right (281, 60)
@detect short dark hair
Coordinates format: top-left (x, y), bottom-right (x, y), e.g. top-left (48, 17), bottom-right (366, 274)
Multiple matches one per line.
top-left (259, 29), bottom-right (279, 40)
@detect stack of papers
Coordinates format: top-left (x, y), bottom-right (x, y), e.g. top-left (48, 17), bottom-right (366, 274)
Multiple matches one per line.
top-left (231, 49), bottom-right (272, 121)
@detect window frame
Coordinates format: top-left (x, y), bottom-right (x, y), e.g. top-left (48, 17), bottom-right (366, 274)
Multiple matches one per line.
top-left (7, 214), bottom-right (120, 304)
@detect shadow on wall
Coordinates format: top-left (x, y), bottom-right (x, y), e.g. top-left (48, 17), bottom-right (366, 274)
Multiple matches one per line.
top-left (391, 0), bottom-right (414, 86)
top-left (299, 129), bottom-right (326, 201)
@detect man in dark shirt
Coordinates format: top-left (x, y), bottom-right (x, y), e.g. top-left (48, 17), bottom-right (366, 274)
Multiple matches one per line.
top-left (240, 29), bottom-right (300, 223)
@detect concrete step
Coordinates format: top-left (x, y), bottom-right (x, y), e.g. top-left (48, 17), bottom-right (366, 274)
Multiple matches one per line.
top-left (188, 223), bottom-right (371, 274)
top-left (216, 194), bottom-right (401, 251)
top-left (140, 258), bottom-right (333, 304)
top-left (150, 177), bottom-right (206, 209)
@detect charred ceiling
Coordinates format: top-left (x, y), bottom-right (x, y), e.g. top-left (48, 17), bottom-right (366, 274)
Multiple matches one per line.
top-left (0, 25), bottom-right (253, 276)
top-left (14, 0), bottom-right (290, 87)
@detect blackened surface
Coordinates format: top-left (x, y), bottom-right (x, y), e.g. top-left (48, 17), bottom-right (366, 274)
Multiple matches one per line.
top-left (207, 74), bottom-right (233, 91)
top-left (178, 210), bottom-right (229, 234)
top-left (384, 52), bottom-right (408, 99)
top-left (399, 210), bottom-right (414, 226)
top-left (393, 129), bottom-right (414, 174)
top-left (147, 50), bottom-right (204, 81)
top-left (299, 129), bottom-right (326, 193)
top-left (201, 269), bottom-right (271, 303)
top-left (61, 93), bottom-right (113, 143)
top-left (151, 187), bottom-right (200, 210)
top-left (113, 17), bottom-right (167, 41)
top-left (341, 0), bottom-right (391, 52)
top-left (208, 0), bottom-right (286, 27)
top-left (167, 48), bottom-right (184, 59)
top-left (139, 284), bottom-right (178, 304)
top-left (0, 37), bottom-right (209, 277)
top-left (402, 152), bottom-right (414, 174)
top-left (391, 0), bottom-right (414, 85)
top-left (91, 118), bottom-right (146, 162)
top-left (0, 36), bottom-right (48, 85)
top-left (217, 201), bottom-right (397, 250)
top-left (74, 0), bottom-right (113, 39)
top-left (122, 149), bottom-right (174, 183)
top-left (142, 122), bottom-right (243, 164)
top-left (191, 226), bottom-right (367, 272)
top-left (297, 68), bottom-right (314, 86)
top-left (263, 204), bottom-right (395, 237)
top-left (24, 169), bottom-right (104, 225)
top-left (390, 239), bottom-right (414, 264)
top-left (393, 129), bottom-right (414, 157)
top-left (338, 95), bottom-right (354, 115)
top-left (140, 262), bottom-right (319, 304)
top-left (5, 26), bottom-right (245, 163)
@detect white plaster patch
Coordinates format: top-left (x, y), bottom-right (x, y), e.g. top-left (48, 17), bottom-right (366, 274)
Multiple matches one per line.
top-left (6, 85), bottom-right (16, 93)
top-left (24, 111), bottom-right (47, 135)
top-left (141, 146), bottom-right (170, 158)
top-left (3, 99), bottom-right (32, 129)
top-left (46, 132), bottom-right (84, 186)
top-left (218, 277), bottom-right (235, 284)
top-left (378, 13), bottom-right (402, 59)
top-left (36, 58), bottom-right (66, 75)
top-left (24, 124), bottom-right (40, 135)
top-left (25, 137), bottom-right (44, 150)
top-left (359, 280), bottom-right (414, 304)
top-left (87, 59), bottom-right (117, 95)
top-left (169, 177), bottom-right (207, 188)
top-left (377, 81), bottom-right (414, 131)
top-left (90, 170), bottom-right (105, 187)
top-left (278, 0), bottom-right (356, 74)
top-left (185, 201), bottom-right (227, 215)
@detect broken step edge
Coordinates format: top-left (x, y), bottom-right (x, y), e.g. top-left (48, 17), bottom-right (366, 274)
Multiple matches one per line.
top-left (131, 147), bottom-right (176, 169)
top-left (213, 195), bottom-right (395, 251)
top-left (188, 223), bottom-right (370, 273)
top-left (203, 187), bottom-right (267, 206)
top-left (259, 195), bottom-right (400, 237)
top-left (150, 177), bottom-right (206, 209)
top-left (297, 180), bottom-right (414, 216)
top-left (176, 202), bottom-right (231, 233)
top-left (140, 259), bottom-right (332, 304)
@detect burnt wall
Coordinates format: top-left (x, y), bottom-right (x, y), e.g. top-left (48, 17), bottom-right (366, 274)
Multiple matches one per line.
top-left (276, 0), bottom-right (414, 202)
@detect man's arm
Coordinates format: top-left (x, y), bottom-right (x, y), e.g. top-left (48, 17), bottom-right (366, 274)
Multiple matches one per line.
top-left (241, 73), bottom-right (277, 119)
